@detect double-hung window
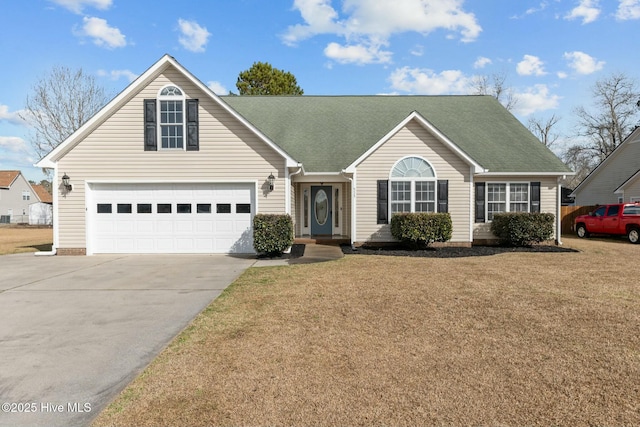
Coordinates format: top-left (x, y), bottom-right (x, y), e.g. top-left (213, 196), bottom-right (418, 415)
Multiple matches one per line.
top-left (159, 86), bottom-right (184, 149)
top-left (486, 183), bottom-right (529, 221)
top-left (390, 157), bottom-right (437, 215)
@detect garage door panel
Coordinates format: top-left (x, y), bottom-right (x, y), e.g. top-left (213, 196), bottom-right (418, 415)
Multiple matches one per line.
top-left (136, 221), bottom-right (154, 233)
top-left (89, 183), bottom-right (255, 254)
top-left (136, 239), bottom-right (155, 251)
top-left (175, 221), bottom-right (194, 232)
top-left (195, 221), bottom-right (214, 232)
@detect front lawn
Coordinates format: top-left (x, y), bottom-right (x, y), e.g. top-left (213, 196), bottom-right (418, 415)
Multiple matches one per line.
top-left (93, 236), bottom-right (640, 427)
top-left (0, 225), bottom-right (53, 255)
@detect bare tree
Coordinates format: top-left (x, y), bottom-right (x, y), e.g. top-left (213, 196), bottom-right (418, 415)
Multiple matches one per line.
top-left (528, 114), bottom-right (561, 148)
top-left (470, 71), bottom-right (518, 111)
top-left (561, 144), bottom-right (598, 189)
top-left (21, 66), bottom-right (110, 164)
top-left (574, 72), bottom-right (640, 161)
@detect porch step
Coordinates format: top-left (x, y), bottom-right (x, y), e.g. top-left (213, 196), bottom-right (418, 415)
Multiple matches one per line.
top-left (294, 237), bottom-right (350, 246)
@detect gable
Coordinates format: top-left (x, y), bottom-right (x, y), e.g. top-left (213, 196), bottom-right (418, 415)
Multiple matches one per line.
top-left (31, 184), bottom-right (53, 203)
top-left (572, 127), bottom-right (640, 198)
top-left (223, 95), bottom-right (571, 174)
top-left (0, 170), bottom-right (20, 188)
top-left (36, 55), bottom-right (297, 169)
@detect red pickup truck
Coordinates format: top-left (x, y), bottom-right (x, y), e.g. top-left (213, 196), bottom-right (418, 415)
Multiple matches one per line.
top-left (575, 203), bottom-right (640, 243)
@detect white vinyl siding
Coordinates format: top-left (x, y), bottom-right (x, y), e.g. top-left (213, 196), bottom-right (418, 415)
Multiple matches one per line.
top-left (623, 178), bottom-right (640, 203)
top-left (56, 67), bottom-right (288, 250)
top-left (355, 119), bottom-right (472, 243)
top-left (573, 128), bottom-right (640, 205)
top-left (0, 173), bottom-right (37, 224)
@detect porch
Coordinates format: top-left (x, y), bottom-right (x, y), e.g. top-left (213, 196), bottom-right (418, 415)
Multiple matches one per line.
top-left (291, 179), bottom-right (352, 242)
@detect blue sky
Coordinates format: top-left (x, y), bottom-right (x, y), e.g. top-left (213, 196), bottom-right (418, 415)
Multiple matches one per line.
top-left (1, 0), bottom-right (638, 183)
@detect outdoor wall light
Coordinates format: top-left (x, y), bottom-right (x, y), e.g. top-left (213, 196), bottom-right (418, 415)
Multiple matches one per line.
top-left (61, 173), bottom-right (72, 191)
top-left (268, 173), bottom-right (276, 191)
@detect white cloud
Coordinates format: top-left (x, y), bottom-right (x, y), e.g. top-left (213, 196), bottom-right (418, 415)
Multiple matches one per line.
top-left (389, 66), bottom-right (470, 95)
top-left (565, 0), bottom-right (601, 24)
top-left (324, 41), bottom-right (392, 65)
top-left (511, 1), bottom-right (549, 18)
top-left (410, 45), bottom-right (424, 57)
top-left (473, 56), bottom-right (492, 69)
top-left (0, 136), bottom-right (28, 152)
top-left (207, 81), bottom-right (228, 95)
top-left (557, 71), bottom-right (569, 79)
top-left (563, 51), bottom-right (605, 74)
top-left (616, 0), bottom-right (640, 20)
top-left (177, 19), bottom-right (211, 53)
top-left (0, 105), bottom-right (28, 126)
top-left (97, 69), bottom-right (137, 82)
top-left (513, 84), bottom-right (561, 116)
top-left (283, 0), bottom-right (481, 64)
top-left (77, 16), bottom-right (127, 49)
top-left (49, 0), bottom-right (111, 14)
top-left (516, 55), bottom-right (547, 76)
top-left (0, 136), bottom-right (36, 171)
top-left (282, 0), bottom-right (342, 45)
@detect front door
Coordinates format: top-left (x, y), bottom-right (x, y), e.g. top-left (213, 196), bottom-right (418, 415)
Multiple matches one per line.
top-left (311, 186), bottom-right (332, 235)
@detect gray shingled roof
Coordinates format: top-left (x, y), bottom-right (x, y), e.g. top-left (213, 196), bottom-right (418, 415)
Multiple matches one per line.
top-left (222, 95), bottom-right (571, 174)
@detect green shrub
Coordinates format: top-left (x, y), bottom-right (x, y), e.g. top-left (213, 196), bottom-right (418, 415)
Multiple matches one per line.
top-left (253, 214), bottom-right (294, 256)
top-left (490, 212), bottom-right (555, 247)
top-left (390, 213), bottom-right (452, 248)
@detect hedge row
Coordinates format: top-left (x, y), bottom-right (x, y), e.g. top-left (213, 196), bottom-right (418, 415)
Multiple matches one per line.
top-left (390, 213), bottom-right (452, 248)
top-left (490, 212), bottom-right (554, 246)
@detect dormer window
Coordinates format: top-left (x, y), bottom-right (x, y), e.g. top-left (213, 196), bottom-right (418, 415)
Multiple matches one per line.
top-left (159, 85), bottom-right (185, 150)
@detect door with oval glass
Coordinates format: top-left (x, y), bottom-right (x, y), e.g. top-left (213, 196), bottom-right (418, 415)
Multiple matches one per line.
top-left (311, 186), bottom-right (332, 235)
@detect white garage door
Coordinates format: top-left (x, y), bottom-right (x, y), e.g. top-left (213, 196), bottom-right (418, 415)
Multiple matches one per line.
top-left (88, 183), bottom-right (255, 254)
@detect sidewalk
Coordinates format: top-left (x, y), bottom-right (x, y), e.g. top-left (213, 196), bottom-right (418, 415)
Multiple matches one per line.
top-left (252, 243), bottom-right (344, 267)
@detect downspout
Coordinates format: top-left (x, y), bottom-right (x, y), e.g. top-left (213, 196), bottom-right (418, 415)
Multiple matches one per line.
top-left (341, 170), bottom-right (356, 249)
top-left (36, 167), bottom-right (58, 256)
top-left (469, 166), bottom-right (474, 244)
top-left (557, 176), bottom-right (564, 245)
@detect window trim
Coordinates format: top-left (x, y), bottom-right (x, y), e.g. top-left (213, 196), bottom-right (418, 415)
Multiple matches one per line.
top-left (157, 85), bottom-right (186, 151)
top-left (485, 182), bottom-right (530, 221)
top-left (388, 156), bottom-right (438, 216)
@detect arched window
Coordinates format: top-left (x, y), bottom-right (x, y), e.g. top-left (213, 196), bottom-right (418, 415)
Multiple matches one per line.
top-left (390, 156), bottom-right (437, 214)
top-left (158, 85), bottom-right (185, 149)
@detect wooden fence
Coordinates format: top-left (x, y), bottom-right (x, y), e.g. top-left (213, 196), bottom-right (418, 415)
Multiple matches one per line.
top-left (560, 205), bottom-right (597, 235)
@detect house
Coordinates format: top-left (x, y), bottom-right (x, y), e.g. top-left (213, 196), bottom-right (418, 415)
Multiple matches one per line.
top-left (571, 127), bottom-right (640, 205)
top-left (36, 55), bottom-right (572, 255)
top-left (0, 170), bottom-right (51, 224)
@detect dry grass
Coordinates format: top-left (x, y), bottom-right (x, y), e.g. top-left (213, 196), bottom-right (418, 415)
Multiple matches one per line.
top-left (93, 236), bottom-right (639, 427)
top-left (0, 225), bottom-right (52, 254)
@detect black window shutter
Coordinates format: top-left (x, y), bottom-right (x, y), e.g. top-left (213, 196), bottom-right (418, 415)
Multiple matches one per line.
top-left (186, 99), bottom-right (199, 151)
top-left (530, 181), bottom-right (541, 213)
top-left (475, 182), bottom-right (485, 223)
top-left (437, 180), bottom-right (448, 213)
top-left (143, 99), bottom-right (157, 151)
top-left (377, 180), bottom-right (388, 224)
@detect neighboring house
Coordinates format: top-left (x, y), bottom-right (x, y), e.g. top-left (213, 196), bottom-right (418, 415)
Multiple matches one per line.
top-left (0, 170), bottom-right (50, 224)
top-left (36, 55), bottom-right (572, 255)
top-left (29, 184), bottom-right (53, 225)
top-left (571, 127), bottom-right (640, 205)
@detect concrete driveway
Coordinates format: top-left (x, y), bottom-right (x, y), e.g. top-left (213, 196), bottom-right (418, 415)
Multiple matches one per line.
top-left (0, 253), bottom-right (255, 427)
